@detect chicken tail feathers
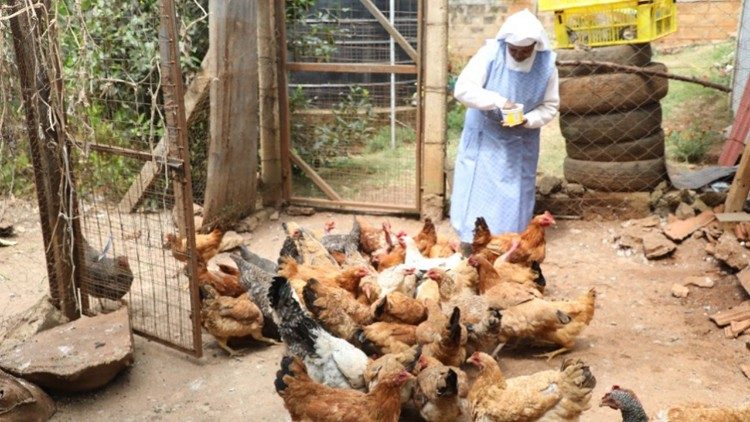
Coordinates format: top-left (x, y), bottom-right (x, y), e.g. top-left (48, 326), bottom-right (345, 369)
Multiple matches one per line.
top-left (448, 307), bottom-right (462, 345)
top-left (531, 261), bottom-right (546, 288)
top-left (275, 355), bottom-right (295, 393)
top-left (302, 279), bottom-right (322, 316)
top-left (561, 359), bottom-right (597, 390)
top-left (373, 295), bottom-right (388, 320)
top-left (268, 276), bottom-right (319, 356)
top-left (437, 369), bottom-right (459, 397)
top-left (403, 345), bottom-right (423, 373)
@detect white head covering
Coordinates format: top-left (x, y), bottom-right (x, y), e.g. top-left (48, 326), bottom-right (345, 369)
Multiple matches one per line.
top-left (495, 9), bottom-right (551, 51)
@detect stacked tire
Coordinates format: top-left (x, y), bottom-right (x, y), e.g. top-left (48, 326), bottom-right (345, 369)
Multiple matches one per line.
top-left (558, 44), bottom-right (669, 192)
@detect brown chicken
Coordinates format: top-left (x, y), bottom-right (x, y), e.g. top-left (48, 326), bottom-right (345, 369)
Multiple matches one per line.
top-left (428, 236), bottom-right (460, 259)
top-left (414, 218), bottom-right (438, 255)
top-left (275, 355), bottom-right (413, 422)
top-left (200, 285), bottom-right (275, 355)
top-left (278, 256), bottom-right (369, 294)
top-left (372, 231), bottom-right (406, 271)
top-left (469, 255), bottom-right (540, 309)
top-left (467, 352), bottom-right (596, 422)
top-left (196, 263), bottom-right (245, 298)
top-left (497, 288), bottom-right (597, 360)
top-left (302, 278), bottom-right (374, 341)
top-left (416, 304), bottom-right (467, 367)
top-left (374, 291), bottom-right (428, 325)
top-left (413, 354), bottom-right (470, 422)
top-left (356, 322), bottom-right (418, 355)
top-left (164, 228), bottom-right (223, 265)
top-left (283, 222), bottom-right (340, 270)
top-left (425, 267), bottom-right (473, 301)
top-left (492, 239), bottom-right (544, 293)
top-left (600, 385), bottom-right (750, 422)
top-left (356, 216), bottom-right (386, 255)
top-left (364, 345), bottom-right (421, 404)
top-left (485, 211), bottom-right (556, 266)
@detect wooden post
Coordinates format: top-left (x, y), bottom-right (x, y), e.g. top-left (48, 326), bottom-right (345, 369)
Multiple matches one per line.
top-left (724, 142), bottom-right (750, 213)
top-left (275, 0), bottom-right (292, 203)
top-left (202, 1), bottom-right (260, 227)
top-left (258, 1), bottom-right (282, 207)
top-left (8, 0), bottom-right (81, 320)
top-left (420, 0), bottom-right (448, 220)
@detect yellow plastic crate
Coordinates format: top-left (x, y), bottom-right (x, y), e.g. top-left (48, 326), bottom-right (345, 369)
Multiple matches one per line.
top-left (538, 0), bottom-right (677, 49)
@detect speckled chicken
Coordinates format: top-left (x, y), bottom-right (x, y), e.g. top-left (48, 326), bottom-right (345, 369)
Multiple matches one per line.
top-left (83, 239), bottom-right (134, 303)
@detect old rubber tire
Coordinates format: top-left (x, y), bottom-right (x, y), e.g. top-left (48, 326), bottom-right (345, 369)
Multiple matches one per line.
top-left (559, 62), bottom-right (668, 114)
top-left (566, 130), bottom-right (664, 162)
top-left (560, 103), bottom-right (662, 144)
top-left (556, 44), bottom-right (652, 77)
top-left (563, 157), bottom-right (666, 192)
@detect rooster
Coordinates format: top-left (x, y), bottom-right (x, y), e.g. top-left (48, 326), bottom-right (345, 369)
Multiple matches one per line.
top-left (268, 276), bottom-right (369, 390)
top-left (467, 352), bottom-right (597, 421)
top-left (600, 385), bottom-right (750, 422)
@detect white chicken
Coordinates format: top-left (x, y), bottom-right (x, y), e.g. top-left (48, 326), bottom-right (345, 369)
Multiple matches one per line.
top-left (403, 236), bottom-right (463, 272)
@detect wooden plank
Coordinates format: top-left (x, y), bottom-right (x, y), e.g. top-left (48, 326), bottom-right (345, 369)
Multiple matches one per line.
top-left (290, 196), bottom-right (418, 214)
top-left (716, 212), bottom-right (750, 222)
top-left (710, 301), bottom-right (750, 326)
top-left (203, 0), bottom-right (259, 227)
top-left (287, 62), bottom-right (418, 74)
top-left (117, 56), bottom-right (211, 213)
top-left (724, 135), bottom-right (750, 213)
top-left (87, 143), bottom-right (183, 166)
top-left (738, 266), bottom-right (750, 296)
top-left (731, 319), bottom-right (750, 337)
top-left (663, 210), bottom-right (716, 241)
top-left (358, 0), bottom-right (418, 62)
top-left (275, 0), bottom-right (292, 202)
top-left (289, 152), bottom-right (343, 201)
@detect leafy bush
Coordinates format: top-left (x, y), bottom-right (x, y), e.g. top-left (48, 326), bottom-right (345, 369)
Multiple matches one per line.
top-left (667, 126), bottom-right (719, 164)
top-left (367, 125), bottom-right (416, 153)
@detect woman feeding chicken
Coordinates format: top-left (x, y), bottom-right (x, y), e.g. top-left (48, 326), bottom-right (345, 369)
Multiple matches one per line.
top-left (451, 9), bottom-right (559, 255)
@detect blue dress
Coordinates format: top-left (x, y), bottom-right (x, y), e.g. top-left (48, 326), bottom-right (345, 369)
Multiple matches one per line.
top-left (450, 40), bottom-right (555, 242)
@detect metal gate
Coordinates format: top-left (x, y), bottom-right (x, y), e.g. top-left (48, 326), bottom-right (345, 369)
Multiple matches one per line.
top-left (279, 0), bottom-right (423, 214)
top-left (67, 0), bottom-right (203, 356)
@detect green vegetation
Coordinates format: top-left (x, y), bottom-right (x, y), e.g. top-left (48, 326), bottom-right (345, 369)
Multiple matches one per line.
top-left (666, 125), bottom-right (720, 164)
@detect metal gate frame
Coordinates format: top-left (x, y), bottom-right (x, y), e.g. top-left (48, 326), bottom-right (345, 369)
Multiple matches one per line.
top-left (276, 0), bottom-right (423, 214)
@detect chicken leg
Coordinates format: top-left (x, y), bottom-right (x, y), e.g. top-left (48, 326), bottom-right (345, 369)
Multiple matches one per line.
top-left (534, 346), bottom-right (571, 361)
top-left (215, 338), bottom-right (242, 356)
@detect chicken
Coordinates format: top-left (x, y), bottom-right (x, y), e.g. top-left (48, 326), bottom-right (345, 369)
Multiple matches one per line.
top-left (599, 385), bottom-right (750, 422)
top-left (373, 291), bottom-right (428, 325)
top-left (415, 277), bottom-right (441, 303)
top-left (196, 263), bottom-right (245, 298)
top-left (413, 354), bottom-right (470, 422)
top-left (403, 236), bottom-right (463, 272)
top-left (268, 276), bottom-right (369, 390)
top-left (492, 239), bottom-right (545, 293)
top-left (278, 256), bottom-right (369, 295)
top-left (275, 355), bottom-right (412, 422)
top-left (199, 285), bottom-right (275, 355)
top-left (283, 221), bottom-right (339, 269)
top-left (355, 322), bottom-right (418, 355)
top-left (471, 217), bottom-right (493, 254)
top-left (355, 216), bottom-right (386, 255)
top-left (373, 231), bottom-right (406, 271)
top-left (425, 267), bottom-right (472, 301)
top-left (428, 236), bottom-right (460, 259)
top-left (164, 228), bottom-right (222, 265)
top-left (302, 278), bottom-right (374, 341)
top-left (238, 245), bottom-right (277, 274)
top-left (485, 211), bottom-right (556, 266)
top-left (364, 345), bottom-right (421, 404)
top-left (469, 255), bottom-right (540, 309)
top-left (321, 218), bottom-right (369, 267)
top-left (82, 239), bottom-right (134, 303)
top-left (416, 305), bottom-right (467, 367)
top-left (231, 249), bottom-right (283, 341)
top-left (0, 368), bottom-right (56, 421)
top-left (414, 218), bottom-right (438, 255)
top-left (467, 352), bottom-right (596, 422)
top-left (375, 264), bottom-right (417, 298)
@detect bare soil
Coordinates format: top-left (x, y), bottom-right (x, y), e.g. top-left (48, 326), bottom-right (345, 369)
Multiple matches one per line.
top-left (1, 198), bottom-right (749, 421)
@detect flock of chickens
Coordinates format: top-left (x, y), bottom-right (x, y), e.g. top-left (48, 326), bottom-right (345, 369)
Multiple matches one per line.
top-left (171, 212), bottom-right (750, 422)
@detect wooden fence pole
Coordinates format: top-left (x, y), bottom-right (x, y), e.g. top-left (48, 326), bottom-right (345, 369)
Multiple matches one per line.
top-left (202, 1), bottom-right (260, 227)
top-left (8, 0), bottom-right (81, 319)
top-left (274, 0), bottom-right (292, 203)
top-left (420, 0), bottom-right (448, 220)
top-left (258, 1), bottom-right (282, 207)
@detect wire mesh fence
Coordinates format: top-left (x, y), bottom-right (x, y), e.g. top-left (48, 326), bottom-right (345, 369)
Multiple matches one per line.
top-left (286, 0), bottom-right (421, 210)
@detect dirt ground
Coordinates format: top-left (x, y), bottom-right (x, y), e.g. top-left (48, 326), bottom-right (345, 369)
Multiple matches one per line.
top-left (1, 198), bottom-right (749, 421)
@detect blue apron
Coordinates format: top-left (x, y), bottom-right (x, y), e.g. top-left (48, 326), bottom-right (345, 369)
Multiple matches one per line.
top-left (450, 40), bottom-right (555, 242)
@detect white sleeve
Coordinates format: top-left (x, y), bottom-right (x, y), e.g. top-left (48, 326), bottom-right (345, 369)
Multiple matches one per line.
top-left (523, 67), bottom-right (560, 129)
top-left (453, 42), bottom-right (508, 111)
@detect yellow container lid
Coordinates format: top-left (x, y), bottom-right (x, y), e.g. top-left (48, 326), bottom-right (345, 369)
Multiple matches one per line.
top-left (538, 0), bottom-right (638, 12)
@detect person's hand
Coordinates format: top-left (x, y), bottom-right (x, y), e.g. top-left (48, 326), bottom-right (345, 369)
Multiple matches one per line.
top-left (502, 101), bottom-right (517, 110)
top-left (502, 117), bottom-right (528, 127)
